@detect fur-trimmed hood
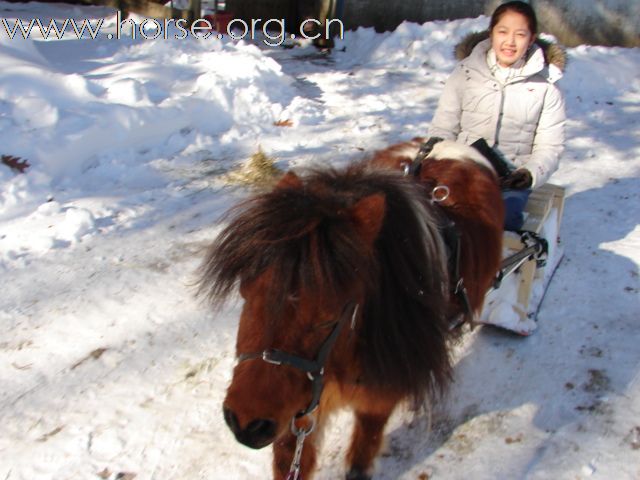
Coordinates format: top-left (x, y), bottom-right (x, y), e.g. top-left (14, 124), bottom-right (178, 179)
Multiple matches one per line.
top-left (454, 30), bottom-right (567, 72)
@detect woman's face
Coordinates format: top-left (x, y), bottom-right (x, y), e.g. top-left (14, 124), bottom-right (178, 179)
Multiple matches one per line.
top-left (490, 10), bottom-right (535, 67)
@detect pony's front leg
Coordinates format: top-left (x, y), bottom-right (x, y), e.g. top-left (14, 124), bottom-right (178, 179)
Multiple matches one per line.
top-left (272, 428), bottom-right (318, 480)
top-left (346, 405), bottom-right (395, 480)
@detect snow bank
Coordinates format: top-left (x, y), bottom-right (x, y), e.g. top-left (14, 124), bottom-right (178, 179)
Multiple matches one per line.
top-left (0, 26), bottom-right (296, 192)
top-left (1, 18), bottom-right (301, 260)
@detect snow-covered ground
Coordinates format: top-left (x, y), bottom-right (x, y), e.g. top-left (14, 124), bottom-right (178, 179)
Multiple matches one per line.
top-left (1, 3), bottom-right (639, 479)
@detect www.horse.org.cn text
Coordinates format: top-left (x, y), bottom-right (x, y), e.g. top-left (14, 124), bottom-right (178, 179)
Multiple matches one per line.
top-left (0, 11), bottom-right (344, 46)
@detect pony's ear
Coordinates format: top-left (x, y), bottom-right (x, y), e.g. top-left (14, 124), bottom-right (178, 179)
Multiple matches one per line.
top-left (350, 194), bottom-right (386, 246)
top-left (277, 171), bottom-right (303, 189)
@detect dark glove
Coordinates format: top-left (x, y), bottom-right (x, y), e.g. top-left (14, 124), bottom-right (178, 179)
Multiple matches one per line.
top-left (500, 168), bottom-right (533, 190)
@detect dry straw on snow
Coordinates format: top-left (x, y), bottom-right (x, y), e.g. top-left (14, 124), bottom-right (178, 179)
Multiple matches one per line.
top-left (222, 148), bottom-right (283, 189)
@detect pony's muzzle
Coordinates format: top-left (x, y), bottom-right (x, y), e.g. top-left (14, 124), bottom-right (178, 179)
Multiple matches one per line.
top-left (223, 405), bottom-right (277, 449)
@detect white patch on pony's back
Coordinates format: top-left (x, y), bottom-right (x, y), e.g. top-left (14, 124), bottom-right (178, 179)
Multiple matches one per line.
top-left (380, 141), bottom-right (422, 163)
top-left (426, 140), bottom-right (495, 174)
top-left (393, 144), bottom-right (421, 160)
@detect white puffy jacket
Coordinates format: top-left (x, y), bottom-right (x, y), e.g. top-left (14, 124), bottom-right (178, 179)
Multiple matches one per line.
top-left (428, 36), bottom-right (566, 188)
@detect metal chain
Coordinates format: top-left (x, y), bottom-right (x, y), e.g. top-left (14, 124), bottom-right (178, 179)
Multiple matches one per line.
top-left (285, 417), bottom-right (316, 480)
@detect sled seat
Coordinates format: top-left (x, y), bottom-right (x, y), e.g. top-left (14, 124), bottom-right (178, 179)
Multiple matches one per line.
top-left (502, 183), bottom-right (566, 318)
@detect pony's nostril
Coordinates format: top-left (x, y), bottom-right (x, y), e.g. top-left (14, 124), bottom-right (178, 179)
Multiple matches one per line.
top-left (224, 408), bottom-right (276, 447)
top-left (223, 406), bottom-right (240, 434)
top-left (245, 418), bottom-right (276, 437)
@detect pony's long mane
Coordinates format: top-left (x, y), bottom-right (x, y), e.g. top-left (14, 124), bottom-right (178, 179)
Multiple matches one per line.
top-left (198, 162), bottom-right (454, 403)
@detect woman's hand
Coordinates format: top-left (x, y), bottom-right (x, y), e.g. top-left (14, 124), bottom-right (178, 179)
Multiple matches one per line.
top-left (500, 168), bottom-right (533, 189)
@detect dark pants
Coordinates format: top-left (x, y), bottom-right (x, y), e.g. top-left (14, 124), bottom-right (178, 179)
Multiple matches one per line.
top-left (502, 189), bottom-right (531, 231)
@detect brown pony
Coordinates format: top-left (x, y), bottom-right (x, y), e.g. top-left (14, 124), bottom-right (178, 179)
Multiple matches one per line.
top-left (198, 140), bottom-right (504, 479)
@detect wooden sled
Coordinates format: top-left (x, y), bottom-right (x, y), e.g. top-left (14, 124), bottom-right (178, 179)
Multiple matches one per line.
top-left (479, 183), bottom-right (566, 335)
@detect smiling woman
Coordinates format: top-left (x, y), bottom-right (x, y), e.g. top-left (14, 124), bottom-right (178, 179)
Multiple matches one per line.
top-left (427, 0), bottom-right (566, 230)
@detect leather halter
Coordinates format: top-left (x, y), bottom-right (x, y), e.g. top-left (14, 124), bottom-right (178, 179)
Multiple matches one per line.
top-left (237, 301), bottom-right (359, 418)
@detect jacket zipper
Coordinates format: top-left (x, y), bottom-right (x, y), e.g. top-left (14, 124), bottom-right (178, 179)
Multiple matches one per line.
top-left (494, 83), bottom-right (505, 146)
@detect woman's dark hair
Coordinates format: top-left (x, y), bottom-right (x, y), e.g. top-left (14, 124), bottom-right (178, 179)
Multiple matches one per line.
top-left (490, 1), bottom-right (538, 35)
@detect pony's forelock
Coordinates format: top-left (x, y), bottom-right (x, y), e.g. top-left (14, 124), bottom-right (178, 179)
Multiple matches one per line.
top-left (197, 166), bottom-right (380, 310)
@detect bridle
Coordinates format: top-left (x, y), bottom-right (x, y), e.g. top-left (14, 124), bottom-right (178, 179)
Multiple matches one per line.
top-left (237, 301), bottom-right (359, 418)
top-left (235, 301), bottom-right (359, 480)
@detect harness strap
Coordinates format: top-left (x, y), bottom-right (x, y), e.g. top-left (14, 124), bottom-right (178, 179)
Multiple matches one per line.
top-left (439, 215), bottom-right (475, 329)
top-left (407, 137), bottom-right (443, 177)
top-left (405, 139), bottom-right (474, 327)
top-left (237, 302), bottom-right (358, 418)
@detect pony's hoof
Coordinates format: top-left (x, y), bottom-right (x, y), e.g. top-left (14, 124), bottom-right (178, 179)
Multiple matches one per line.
top-left (346, 468), bottom-right (371, 480)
